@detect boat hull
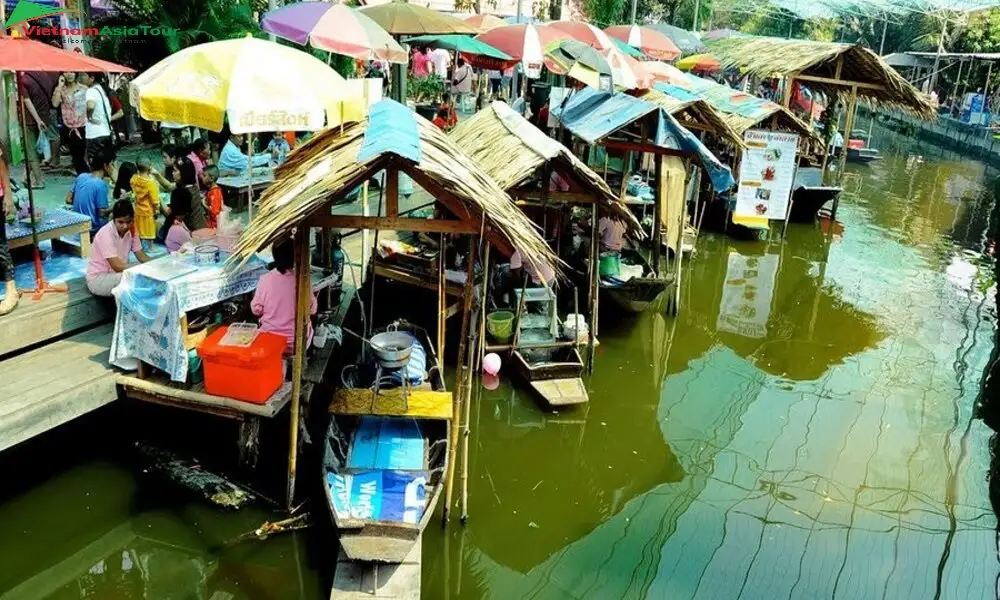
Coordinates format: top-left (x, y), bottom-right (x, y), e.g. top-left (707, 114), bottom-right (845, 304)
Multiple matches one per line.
top-left (512, 348), bottom-right (589, 407)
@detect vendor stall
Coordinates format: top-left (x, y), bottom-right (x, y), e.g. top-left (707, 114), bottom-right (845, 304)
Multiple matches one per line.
top-left (553, 87), bottom-right (735, 314)
top-left (231, 99), bottom-right (558, 533)
top-left (451, 100), bottom-right (643, 370)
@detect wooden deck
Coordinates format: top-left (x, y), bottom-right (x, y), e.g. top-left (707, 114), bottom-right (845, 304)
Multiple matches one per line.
top-left (331, 537), bottom-right (421, 600)
top-left (118, 375), bottom-right (293, 419)
top-left (329, 388), bottom-right (453, 420)
top-left (0, 278), bottom-right (113, 358)
top-left (0, 324), bottom-right (117, 453)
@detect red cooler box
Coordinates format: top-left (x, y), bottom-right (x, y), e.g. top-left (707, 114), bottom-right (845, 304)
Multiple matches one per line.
top-left (197, 326), bottom-right (288, 404)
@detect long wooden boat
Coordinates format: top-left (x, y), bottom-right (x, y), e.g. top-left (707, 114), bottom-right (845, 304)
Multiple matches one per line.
top-left (512, 346), bottom-right (589, 407)
top-left (323, 323), bottom-right (450, 563)
top-left (599, 249), bottom-right (674, 313)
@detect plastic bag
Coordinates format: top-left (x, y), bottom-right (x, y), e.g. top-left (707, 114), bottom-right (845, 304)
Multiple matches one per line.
top-left (217, 206), bottom-right (243, 236)
top-left (561, 314), bottom-right (589, 342)
top-left (35, 130), bottom-right (51, 163)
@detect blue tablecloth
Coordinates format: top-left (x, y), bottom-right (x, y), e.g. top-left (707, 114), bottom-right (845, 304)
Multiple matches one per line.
top-left (109, 254), bottom-right (268, 382)
top-left (5, 208), bottom-right (92, 241)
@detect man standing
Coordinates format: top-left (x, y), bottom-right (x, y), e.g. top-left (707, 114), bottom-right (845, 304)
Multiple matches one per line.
top-left (21, 72), bottom-right (60, 188)
top-left (431, 47), bottom-right (451, 80)
top-left (82, 73), bottom-right (119, 170)
top-left (451, 57), bottom-right (473, 113)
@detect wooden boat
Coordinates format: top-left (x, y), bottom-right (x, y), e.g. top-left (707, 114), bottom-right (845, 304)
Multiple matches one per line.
top-left (599, 249), bottom-right (674, 313)
top-left (323, 323), bottom-right (450, 563)
top-left (511, 346), bottom-right (589, 407)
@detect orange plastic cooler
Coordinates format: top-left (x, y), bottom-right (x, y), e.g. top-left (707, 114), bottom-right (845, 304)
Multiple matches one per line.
top-left (197, 326), bottom-right (288, 404)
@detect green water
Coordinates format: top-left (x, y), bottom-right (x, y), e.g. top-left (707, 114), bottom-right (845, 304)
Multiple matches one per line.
top-left (2, 132), bottom-right (999, 599)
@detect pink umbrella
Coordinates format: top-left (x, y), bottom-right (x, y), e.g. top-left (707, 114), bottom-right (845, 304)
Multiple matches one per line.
top-left (475, 24), bottom-right (571, 78)
top-left (261, 2), bottom-right (407, 63)
top-left (604, 25), bottom-right (681, 61)
top-left (548, 21), bottom-right (615, 50)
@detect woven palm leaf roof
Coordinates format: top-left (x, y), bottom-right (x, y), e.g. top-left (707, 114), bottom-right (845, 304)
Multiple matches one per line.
top-left (450, 101), bottom-right (643, 236)
top-left (637, 89), bottom-right (745, 148)
top-left (232, 100), bottom-right (558, 271)
top-left (707, 37), bottom-right (936, 119)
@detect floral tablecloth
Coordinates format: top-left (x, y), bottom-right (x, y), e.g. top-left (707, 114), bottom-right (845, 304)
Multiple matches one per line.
top-left (109, 255), bottom-right (268, 382)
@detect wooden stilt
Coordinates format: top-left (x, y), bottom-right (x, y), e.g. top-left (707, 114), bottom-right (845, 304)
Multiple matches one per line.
top-left (587, 205), bottom-right (599, 372)
top-left (285, 228), bottom-right (312, 510)
top-left (652, 155), bottom-right (663, 277)
top-left (442, 236), bottom-right (477, 525)
top-left (832, 85), bottom-right (858, 222)
top-left (437, 233), bottom-right (446, 365)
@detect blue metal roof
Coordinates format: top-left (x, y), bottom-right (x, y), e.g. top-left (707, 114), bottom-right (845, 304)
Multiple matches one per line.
top-left (555, 88), bottom-right (734, 192)
top-left (358, 99), bottom-right (422, 165)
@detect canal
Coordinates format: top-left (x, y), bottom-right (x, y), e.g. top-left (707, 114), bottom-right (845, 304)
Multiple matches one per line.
top-left (1, 126), bottom-right (998, 599)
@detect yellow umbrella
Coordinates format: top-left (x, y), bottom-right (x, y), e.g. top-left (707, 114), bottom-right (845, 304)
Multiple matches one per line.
top-left (129, 36), bottom-right (358, 133)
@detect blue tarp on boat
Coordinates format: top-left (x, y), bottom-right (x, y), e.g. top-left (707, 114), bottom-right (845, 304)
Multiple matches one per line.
top-left (553, 88), bottom-right (734, 192)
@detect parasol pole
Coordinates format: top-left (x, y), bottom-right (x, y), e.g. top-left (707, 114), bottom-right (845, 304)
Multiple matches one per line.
top-left (15, 71), bottom-right (67, 300)
top-left (246, 142), bottom-right (253, 220)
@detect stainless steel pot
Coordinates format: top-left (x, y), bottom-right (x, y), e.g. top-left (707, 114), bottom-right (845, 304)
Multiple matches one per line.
top-left (369, 331), bottom-right (415, 370)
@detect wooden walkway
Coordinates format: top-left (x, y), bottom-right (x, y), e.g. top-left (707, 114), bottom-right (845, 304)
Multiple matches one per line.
top-left (0, 323), bottom-right (117, 453)
top-left (0, 278), bottom-right (113, 358)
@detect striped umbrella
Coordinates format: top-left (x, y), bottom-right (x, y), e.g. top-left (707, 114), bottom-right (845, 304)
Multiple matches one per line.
top-left (548, 21), bottom-right (615, 50)
top-left (262, 2), bottom-right (407, 63)
top-left (604, 25), bottom-right (681, 61)
top-left (464, 14), bottom-right (508, 33)
top-left (475, 24), bottom-right (571, 78)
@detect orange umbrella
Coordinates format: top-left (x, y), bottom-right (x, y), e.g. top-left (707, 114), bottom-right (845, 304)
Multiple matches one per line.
top-left (547, 21), bottom-right (615, 50)
top-left (464, 13), bottom-right (508, 33)
top-left (604, 24), bottom-right (681, 61)
top-left (676, 53), bottom-right (721, 73)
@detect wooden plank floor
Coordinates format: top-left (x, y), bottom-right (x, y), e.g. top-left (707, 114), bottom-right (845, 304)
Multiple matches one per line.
top-left (0, 277), bottom-right (113, 358)
top-left (331, 536), bottom-right (421, 600)
top-left (0, 324), bottom-right (117, 453)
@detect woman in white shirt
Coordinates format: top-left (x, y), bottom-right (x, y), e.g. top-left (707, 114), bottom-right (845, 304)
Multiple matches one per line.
top-left (81, 73), bottom-right (121, 169)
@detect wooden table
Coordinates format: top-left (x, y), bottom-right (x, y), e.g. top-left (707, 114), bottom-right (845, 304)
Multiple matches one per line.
top-left (218, 171), bottom-right (275, 213)
top-left (5, 209), bottom-right (92, 257)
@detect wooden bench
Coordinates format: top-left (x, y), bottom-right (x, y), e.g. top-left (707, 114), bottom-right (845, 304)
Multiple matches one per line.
top-left (0, 277), bottom-right (113, 358)
top-left (0, 324), bottom-right (117, 453)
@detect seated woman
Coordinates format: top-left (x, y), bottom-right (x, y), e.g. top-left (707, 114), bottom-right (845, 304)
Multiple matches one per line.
top-left (164, 186), bottom-right (192, 254)
top-left (251, 237), bottom-right (317, 354)
top-left (86, 200), bottom-right (151, 297)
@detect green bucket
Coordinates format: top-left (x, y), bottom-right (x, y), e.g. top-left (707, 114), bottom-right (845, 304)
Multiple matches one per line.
top-left (599, 252), bottom-right (621, 278)
top-left (486, 310), bottom-right (515, 343)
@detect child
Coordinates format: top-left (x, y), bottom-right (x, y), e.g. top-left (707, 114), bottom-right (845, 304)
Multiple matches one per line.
top-left (251, 237), bottom-right (317, 354)
top-left (203, 165), bottom-right (223, 230)
top-left (164, 186), bottom-right (192, 254)
top-left (130, 157), bottom-right (160, 251)
top-left (439, 92), bottom-right (458, 129)
top-left (113, 161), bottom-right (136, 202)
top-left (266, 131), bottom-right (291, 164)
top-left (432, 106), bottom-right (450, 130)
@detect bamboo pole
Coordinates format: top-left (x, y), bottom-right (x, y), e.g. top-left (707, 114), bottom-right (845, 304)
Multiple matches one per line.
top-left (461, 244), bottom-right (486, 522)
top-left (437, 232), bottom-right (446, 365)
top-left (652, 155), bottom-right (663, 277)
top-left (442, 236), bottom-right (477, 525)
top-left (285, 228), bottom-right (312, 510)
top-left (587, 203), bottom-right (599, 372)
top-left (832, 85), bottom-right (858, 222)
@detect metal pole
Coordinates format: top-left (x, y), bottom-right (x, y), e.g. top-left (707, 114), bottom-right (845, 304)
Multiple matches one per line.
top-left (693, 0), bottom-right (700, 31)
top-left (513, 0), bottom-right (523, 101)
top-left (930, 16), bottom-right (947, 93)
top-left (631, 0), bottom-right (638, 24)
top-left (268, 0), bottom-right (278, 41)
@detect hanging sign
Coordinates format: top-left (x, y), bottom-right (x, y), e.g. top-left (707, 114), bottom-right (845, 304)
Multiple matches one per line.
top-left (734, 130), bottom-right (798, 221)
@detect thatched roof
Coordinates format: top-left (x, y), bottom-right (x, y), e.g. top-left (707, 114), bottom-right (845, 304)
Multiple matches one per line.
top-left (232, 100), bottom-right (559, 271)
top-left (637, 89), bottom-right (744, 148)
top-left (450, 101), bottom-right (643, 236)
top-left (707, 37), bottom-right (937, 119)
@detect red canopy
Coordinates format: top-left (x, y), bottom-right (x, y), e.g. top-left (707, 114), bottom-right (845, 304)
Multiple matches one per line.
top-left (0, 36), bottom-right (135, 72)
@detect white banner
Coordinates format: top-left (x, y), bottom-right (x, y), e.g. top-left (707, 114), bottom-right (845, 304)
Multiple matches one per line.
top-left (716, 252), bottom-right (779, 339)
top-left (735, 130), bottom-right (798, 221)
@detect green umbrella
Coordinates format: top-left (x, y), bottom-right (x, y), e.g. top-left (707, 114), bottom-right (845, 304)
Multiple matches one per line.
top-left (611, 37), bottom-right (646, 59)
top-left (404, 34), bottom-right (513, 61)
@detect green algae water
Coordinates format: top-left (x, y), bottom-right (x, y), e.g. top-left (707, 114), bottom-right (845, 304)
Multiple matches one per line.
top-left (2, 128), bottom-right (999, 599)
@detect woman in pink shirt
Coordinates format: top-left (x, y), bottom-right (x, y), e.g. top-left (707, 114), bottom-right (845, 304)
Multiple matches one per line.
top-left (187, 137), bottom-right (210, 189)
top-left (86, 200), bottom-right (151, 297)
top-left (164, 186), bottom-right (192, 253)
top-left (251, 237), bottom-right (317, 354)
top-left (412, 47), bottom-right (430, 78)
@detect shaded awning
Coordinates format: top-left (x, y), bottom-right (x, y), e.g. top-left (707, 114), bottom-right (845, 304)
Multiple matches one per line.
top-left (553, 88), bottom-right (735, 192)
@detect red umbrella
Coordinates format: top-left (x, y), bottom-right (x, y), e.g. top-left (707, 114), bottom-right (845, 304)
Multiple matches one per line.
top-left (604, 25), bottom-right (681, 61)
top-left (548, 21), bottom-right (615, 50)
top-left (475, 24), bottom-right (571, 78)
top-left (0, 34), bottom-right (134, 300)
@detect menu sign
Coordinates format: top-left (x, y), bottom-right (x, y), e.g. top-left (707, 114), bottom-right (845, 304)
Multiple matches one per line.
top-left (717, 252), bottom-right (779, 339)
top-left (735, 130), bottom-right (799, 221)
